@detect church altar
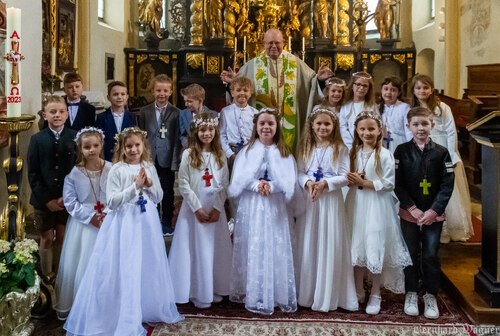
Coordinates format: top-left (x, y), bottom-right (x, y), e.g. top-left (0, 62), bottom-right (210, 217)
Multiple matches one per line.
top-left (125, 0), bottom-right (415, 110)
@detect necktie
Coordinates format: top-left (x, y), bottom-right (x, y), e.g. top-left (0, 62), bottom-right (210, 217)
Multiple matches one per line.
top-left (55, 132), bottom-right (60, 140)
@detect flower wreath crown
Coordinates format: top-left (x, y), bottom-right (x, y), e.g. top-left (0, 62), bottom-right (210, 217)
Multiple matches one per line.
top-left (74, 126), bottom-right (105, 142)
top-left (355, 110), bottom-right (382, 125)
top-left (114, 127), bottom-right (148, 142)
top-left (193, 116), bottom-right (219, 128)
top-left (309, 107), bottom-right (338, 121)
top-left (325, 77), bottom-right (346, 87)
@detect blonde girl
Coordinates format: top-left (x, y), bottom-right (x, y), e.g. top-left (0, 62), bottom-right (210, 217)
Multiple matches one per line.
top-left (346, 112), bottom-right (411, 315)
top-left (314, 77), bottom-right (347, 114)
top-left (295, 108), bottom-right (358, 312)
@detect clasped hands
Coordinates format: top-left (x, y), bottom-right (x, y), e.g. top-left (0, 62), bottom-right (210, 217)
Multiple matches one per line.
top-left (346, 171), bottom-right (364, 188)
top-left (409, 207), bottom-right (438, 226)
top-left (257, 180), bottom-right (271, 197)
top-left (305, 180), bottom-right (328, 202)
top-left (134, 167), bottom-right (152, 189)
top-left (195, 208), bottom-right (220, 224)
top-left (90, 213), bottom-right (106, 228)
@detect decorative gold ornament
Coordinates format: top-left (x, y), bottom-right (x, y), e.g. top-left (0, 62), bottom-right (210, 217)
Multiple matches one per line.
top-left (159, 55), bottom-right (170, 64)
top-left (337, 0), bottom-right (350, 46)
top-left (189, 0), bottom-right (203, 46)
top-left (318, 57), bottom-right (332, 70)
top-left (186, 53), bottom-right (204, 69)
top-left (336, 53), bottom-right (354, 70)
top-left (136, 55), bottom-right (148, 64)
top-left (370, 54), bottom-right (382, 64)
top-left (393, 53), bottom-right (405, 64)
top-left (206, 56), bottom-right (220, 74)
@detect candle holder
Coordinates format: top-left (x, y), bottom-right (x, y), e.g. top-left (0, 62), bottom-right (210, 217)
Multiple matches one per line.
top-left (0, 114), bottom-right (36, 240)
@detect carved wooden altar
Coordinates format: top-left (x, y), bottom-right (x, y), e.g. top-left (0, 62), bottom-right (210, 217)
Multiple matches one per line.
top-left (126, 0), bottom-right (414, 110)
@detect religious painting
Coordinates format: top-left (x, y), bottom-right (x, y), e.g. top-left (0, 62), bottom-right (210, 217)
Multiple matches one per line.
top-left (57, 0), bottom-right (76, 71)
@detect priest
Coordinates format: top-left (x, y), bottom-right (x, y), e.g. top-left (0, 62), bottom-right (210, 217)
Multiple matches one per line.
top-left (221, 28), bottom-right (333, 150)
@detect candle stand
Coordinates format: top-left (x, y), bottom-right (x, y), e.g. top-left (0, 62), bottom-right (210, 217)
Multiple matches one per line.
top-left (0, 114), bottom-right (35, 240)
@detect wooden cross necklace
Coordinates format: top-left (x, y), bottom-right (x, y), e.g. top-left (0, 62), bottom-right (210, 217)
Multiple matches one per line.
top-left (201, 152), bottom-right (213, 187)
top-left (83, 161), bottom-right (105, 215)
top-left (358, 148), bottom-right (374, 190)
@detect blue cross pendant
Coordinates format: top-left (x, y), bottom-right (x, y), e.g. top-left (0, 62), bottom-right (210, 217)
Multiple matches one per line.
top-left (313, 167), bottom-right (324, 182)
top-left (384, 131), bottom-right (394, 149)
top-left (260, 169), bottom-right (270, 181)
top-left (136, 192), bottom-right (147, 213)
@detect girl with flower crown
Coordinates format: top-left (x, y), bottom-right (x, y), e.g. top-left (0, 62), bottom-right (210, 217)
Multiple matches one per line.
top-left (169, 113), bottom-right (232, 309)
top-left (345, 112), bottom-right (411, 315)
top-left (295, 108), bottom-right (358, 312)
top-left (65, 127), bottom-right (182, 336)
top-left (339, 72), bottom-right (379, 149)
top-left (54, 127), bottom-right (111, 321)
top-left (314, 77), bottom-right (347, 115)
top-left (228, 108), bottom-right (298, 315)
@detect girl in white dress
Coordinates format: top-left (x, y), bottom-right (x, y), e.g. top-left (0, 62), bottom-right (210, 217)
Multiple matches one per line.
top-left (169, 113), bottom-right (232, 309)
top-left (65, 127), bottom-right (182, 336)
top-left (295, 108), bottom-right (358, 312)
top-left (313, 77), bottom-right (346, 115)
top-left (346, 111), bottom-right (412, 315)
top-left (54, 127), bottom-right (111, 320)
top-left (340, 72), bottom-right (379, 149)
top-left (410, 74), bottom-right (473, 242)
top-left (229, 108), bottom-right (297, 315)
top-left (379, 76), bottom-right (412, 153)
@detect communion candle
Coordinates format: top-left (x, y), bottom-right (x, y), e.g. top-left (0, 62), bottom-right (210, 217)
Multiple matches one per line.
top-left (243, 36), bottom-right (246, 50)
top-left (234, 36), bottom-right (237, 50)
top-left (288, 36), bottom-right (291, 51)
top-left (51, 47), bottom-right (56, 76)
top-left (302, 36), bottom-right (305, 52)
top-left (5, 7), bottom-right (22, 118)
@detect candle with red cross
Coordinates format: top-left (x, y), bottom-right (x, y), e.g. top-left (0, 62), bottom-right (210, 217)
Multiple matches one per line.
top-left (5, 7), bottom-right (24, 118)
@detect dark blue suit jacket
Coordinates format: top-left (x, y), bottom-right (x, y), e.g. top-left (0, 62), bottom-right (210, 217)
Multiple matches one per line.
top-left (95, 108), bottom-right (136, 161)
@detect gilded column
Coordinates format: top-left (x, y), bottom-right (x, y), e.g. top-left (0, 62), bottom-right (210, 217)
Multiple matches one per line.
top-left (337, 0), bottom-right (350, 47)
top-left (224, 0), bottom-right (237, 48)
top-left (444, 1), bottom-right (460, 98)
top-left (189, 0), bottom-right (204, 46)
top-left (397, 0), bottom-right (412, 48)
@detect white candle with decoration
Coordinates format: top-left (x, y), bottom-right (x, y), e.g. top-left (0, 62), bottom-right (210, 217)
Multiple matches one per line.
top-left (5, 7), bottom-right (23, 118)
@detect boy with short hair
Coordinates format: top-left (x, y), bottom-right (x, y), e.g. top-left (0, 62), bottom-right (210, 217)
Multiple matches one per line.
top-left (394, 106), bottom-right (455, 320)
top-left (219, 76), bottom-right (258, 162)
top-left (96, 81), bottom-right (136, 161)
top-left (28, 95), bottom-right (77, 278)
top-left (63, 72), bottom-right (96, 131)
top-left (138, 74), bottom-right (181, 236)
top-left (179, 83), bottom-right (218, 149)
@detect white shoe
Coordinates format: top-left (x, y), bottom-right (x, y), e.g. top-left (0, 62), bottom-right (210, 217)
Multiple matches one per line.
top-left (404, 292), bottom-right (419, 316)
top-left (192, 299), bottom-right (211, 309)
top-left (365, 295), bottom-right (381, 315)
top-left (423, 293), bottom-right (439, 319)
top-left (213, 294), bottom-right (223, 303)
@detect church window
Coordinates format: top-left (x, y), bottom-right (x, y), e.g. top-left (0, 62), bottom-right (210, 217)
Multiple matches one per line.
top-left (98, 0), bottom-right (105, 22)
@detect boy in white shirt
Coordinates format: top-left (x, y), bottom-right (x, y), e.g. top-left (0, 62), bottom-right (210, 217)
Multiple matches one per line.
top-left (219, 76), bottom-right (258, 162)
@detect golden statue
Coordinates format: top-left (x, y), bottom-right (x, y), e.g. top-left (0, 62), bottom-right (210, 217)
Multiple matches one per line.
top-left (314, 0), bottom-right (330, 38)
top-left (205, 0), bottom-right (224, 38)
top-left (138, 0), bottom-right (164, 38)
top-left (374, 0), bottom-right (397, 40)
top-left (348, 0), bottom-right (374, 50)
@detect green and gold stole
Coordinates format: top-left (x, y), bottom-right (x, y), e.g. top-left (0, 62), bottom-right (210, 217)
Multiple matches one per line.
top-left (254, 51), bottom-right (298, 148)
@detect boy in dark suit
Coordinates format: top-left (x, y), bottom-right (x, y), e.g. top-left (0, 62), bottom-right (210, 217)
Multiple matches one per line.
top-left (139, 74), bottom-right (181, 236)
top-left (394, 106), bottom-right (454, 319)
top-left (63, 72), bottom-right (96, 131)
top-left (28, 95), bottom-right (76, 278)
top-left (96, 81), bottom-right (136, 161)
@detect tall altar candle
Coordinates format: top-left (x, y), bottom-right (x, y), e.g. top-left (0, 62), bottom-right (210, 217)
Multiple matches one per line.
top-left (50, 47), bottom-right (57, 76)
top-left (288, 36), bottom-right (292, 51)
top-left (302, 36), bottom-right (305, 53)
top-left (5, 7), bottom-right (22, 118)
top-left (234, 36), bottom-right (237, 50)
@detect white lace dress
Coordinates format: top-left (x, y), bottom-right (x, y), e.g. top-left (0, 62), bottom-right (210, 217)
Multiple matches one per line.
top-left (228, 140), bottom-right (297, 315)
top-left (346, 147), bottom-right (412, 293)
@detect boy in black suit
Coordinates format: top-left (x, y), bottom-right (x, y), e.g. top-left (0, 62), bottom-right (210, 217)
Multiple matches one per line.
top-left (96, 81), bottom-right (136, 161)
top-left (139, 74), bottom-right (181, 236)
top-left (28, 95), bottom-right (76, 278)
top-left (63, 72), bottom-right (96, 131)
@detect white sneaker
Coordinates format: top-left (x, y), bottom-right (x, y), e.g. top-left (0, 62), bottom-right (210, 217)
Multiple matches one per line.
top-left (365, 295), bottom-right (381, 315)
top-left (404, 292), bottom-right (419, 316)
top-left (423, 293), bottom-right (439, 319)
